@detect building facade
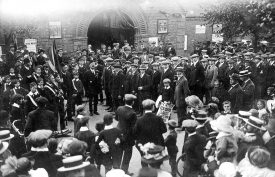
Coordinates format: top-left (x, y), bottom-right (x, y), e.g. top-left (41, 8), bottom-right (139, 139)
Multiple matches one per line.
top-left (0, 0), bottom-right (213, 56)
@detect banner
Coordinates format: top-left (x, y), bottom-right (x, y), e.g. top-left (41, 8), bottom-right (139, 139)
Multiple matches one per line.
top-left (148, 37), bottom-right (159, 46)
top-left (213, 24), bottom-right (222, 33)
top-left (24, 39), bottom-right (37, 52)
top-left (49, 21), bottom-right (62, 39)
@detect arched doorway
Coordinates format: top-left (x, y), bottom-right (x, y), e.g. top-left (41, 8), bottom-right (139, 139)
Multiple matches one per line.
top-left (87, 9), bottom-right (136, 49)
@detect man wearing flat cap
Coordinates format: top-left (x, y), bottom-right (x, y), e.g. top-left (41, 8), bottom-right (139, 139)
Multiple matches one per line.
top-left (174, 67), bottom-right (190, 127)
top-left (189, 54), bottom-right (205, 100)
top-left (134, 99), bottom-right (167, 167)
top-left (24, 97), bottom-right (56, 137)
top-left (151, 63), bottom-right (162, 101)
top-left (239, 70), bottom-right (255, 110)
top-left (20, 57), bottom-right (34, 90)
top-left (115, 94), bottom-right (137, 175)
top-left (205, 58), bottom-right (218, 102)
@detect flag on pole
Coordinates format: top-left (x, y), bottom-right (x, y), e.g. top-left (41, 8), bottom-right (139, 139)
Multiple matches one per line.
top-left (47, 40), bottom-right (61, 73)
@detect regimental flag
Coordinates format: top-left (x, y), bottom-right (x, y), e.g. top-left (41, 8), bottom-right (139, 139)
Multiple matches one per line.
top-left (47, 40), bottom-right (61, 73)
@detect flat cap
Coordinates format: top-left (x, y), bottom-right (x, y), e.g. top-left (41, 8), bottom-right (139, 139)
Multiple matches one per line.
top-left (151, 62), bottom-right (160, 66)
top-left (35, 97), bottom-right (48, 106)
top-left (105, 57), bottom-right (113, 62)
top-left (201, 49), bottom-right (207, 53)
top-left (182, 119), bottom-right (199, 128)
top-left (124, 94), bottom-right (137, 101)
top-left (139, 64), bottom-right (147, 70)
top-left (191, 54), bottom-right (199, 58)
top-left (227, 59), bottom-right (235, 64)
top-left (142, 61), bottom-right (149, 64)
top-left (269, 54), bottom-right (275, 58)
top-left (162, 60), bottom-right (171, 64)
top-left (142, 99), bottom-right (155, 108)
top-left (225, 51), bottom-right (233, 55)
top-left (113, 63), bottom-right (122, 68)
top-left (175, 67), bottom-right (184, 73)
top-left (171, 56), bottom-right (179, 61)
top-left (208, 58), bottom-right (217, 61)
top-left (131, 63), bottom-right (138, 68)
top-left (27, 130), bottom-right (52, 142)
top-left (163, 78), bottom-right (171, 83)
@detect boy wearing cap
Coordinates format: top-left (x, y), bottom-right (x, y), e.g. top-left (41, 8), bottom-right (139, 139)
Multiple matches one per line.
top-left (164, 120), bottom-right (178, 177)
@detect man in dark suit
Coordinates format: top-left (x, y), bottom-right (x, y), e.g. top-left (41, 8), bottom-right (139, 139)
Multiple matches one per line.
top-left (84, 61), bottom-right (100, 116)
top-left (239, 70), bottom-right (255, 111)
top-left (25, 82), bottom-right (40, 115)
top-left (115, 94), bottom-right (137, 175)
top-left (189, 54), bottom-right (205, 100)
top-left (228, 74), bottom-right (243, 113)
top-left (151, 63), bottom-right (161, 101)
top-left (60, 63), bottom-right (74, 121)
top-left (133, 99), bottom-right (167, 167)
top-left (24, 97), bottom-right (56, 137)
top-left (137, 65), bottom-right (151, 115)
top-left (20, 58), bottom-right (33, 90)
top-left (174, 67), bottom-right (190, 127)
top-left (103, 58), bottom-right (113, 110)
top-left (182, 119), bottom-right (207, 177)
top-left (217, 54), bottom-right (229, 89)
top-left (254, 56), bottom-right (266, 99)
top-left (6, 45), bottom-right (16, 72)
top-left (110, 63), bottom-right (125, 111)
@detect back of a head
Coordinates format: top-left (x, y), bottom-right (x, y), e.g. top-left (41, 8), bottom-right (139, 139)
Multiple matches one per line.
top-left (248, 146), bottom-right (271, 168)
top-left (103, 114), bottom-right (113, 126)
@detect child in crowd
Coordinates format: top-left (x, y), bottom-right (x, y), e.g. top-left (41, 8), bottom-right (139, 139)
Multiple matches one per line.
top-left (221, 101), bottom-right (232, 115)
top-left (164, 120), bottom-right (178, 177)
top-left (256, 99), bottom-right (267, 119)
top-left (161, 78), bottom-right (174, 103)
top-left (72, 72), bottom-right (84, 116)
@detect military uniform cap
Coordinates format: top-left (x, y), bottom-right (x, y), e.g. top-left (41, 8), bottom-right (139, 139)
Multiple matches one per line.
top-left (124, 94), bottom-right (137, 101)
top-left (148, 54), bottom-right (154, 58)
top-left (182, 119), bottom-right (199, 128)
top-left (181, 57), bottom-right (189, 61)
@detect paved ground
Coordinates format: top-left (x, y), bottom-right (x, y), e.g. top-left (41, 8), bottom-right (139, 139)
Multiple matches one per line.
top-left (66, 101), bottom-right (185, 176)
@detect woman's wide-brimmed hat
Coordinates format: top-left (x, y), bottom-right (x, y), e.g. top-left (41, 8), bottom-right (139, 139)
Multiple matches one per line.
top-left (244, 116), bottom-right (266, 131)
top-left (0, 130), bottom-right (14, 141)
top-left (58, 155), bottom-right (90, 172)
top-left (210, 115), bottom-right (233, 133)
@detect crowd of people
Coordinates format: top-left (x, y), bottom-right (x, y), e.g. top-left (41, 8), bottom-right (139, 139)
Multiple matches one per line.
top-left (0, 39), bottom-right (274, 177)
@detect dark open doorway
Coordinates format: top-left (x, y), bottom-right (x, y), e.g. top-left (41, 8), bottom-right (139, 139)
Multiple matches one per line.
top-left (87, 10), bottom-right (136, 50)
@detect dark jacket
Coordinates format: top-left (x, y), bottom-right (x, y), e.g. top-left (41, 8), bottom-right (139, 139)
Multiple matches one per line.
top-left (174, 76), bottom-right (190, 108)
top-left (115, 105), bottom-right (137, 147)
top-left (84, 69), bottom-right (99, 96)
top-left (75, 129), bottom-right (95, 154)
top-left (164, 130), bottom-right (178, 156)
top-left (151, 70), bottom-right (161, 99)
top-left (159, 68), bottom-right (174, 92)
top-left (228, 83), bottom-right (243, 113)
top-left (110, 71), bottom-right (125, 98)
top-left (189, 61), bottom-right (205, 88)
top-left (134, 112), bottom-right (167, 145)
top-left (137, 73), bottom-right (151, 100)
top-left (241, 79), bottom-right (255, 110)
top-left (24, 108), bottom-right (56, 136)
top-left (183, 133), bottom-right (207, 172)
top-left (22, 151), bottom-right (63, 177)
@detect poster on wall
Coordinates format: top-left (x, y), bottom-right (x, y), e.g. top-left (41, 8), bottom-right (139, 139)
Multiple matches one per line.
top-left (212, 34), bottom-right (223, 43)
top-left (195, 25), bottom-right (206, 34)
top-left (213, 24), bottom-right (222, 33)
top-left (24, 39), bottom-right (37, 52)
top-left (148, 37), bottom-right (159, 46)
top-left (0, 46), bottom-right (2, 56)
top-left (157, 19), bottom-right (168, 34)
top-left (49, 21), bottom-right (62, 39)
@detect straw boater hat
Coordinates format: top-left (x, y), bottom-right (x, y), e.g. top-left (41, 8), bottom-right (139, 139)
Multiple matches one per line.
top-left (237, 110), bottom-right (251, 119)
top-left (0, 130), bottom-right (14, 141)
top-left (244, 116), bottom-right (266, 131)
top-left (106, 169), bottom-right (130, 177)
top-left (210, 115), bottom-right (233, 133)
top-left (239, 70), bottom-right (251, 77)
top-left (265, 118), bottom-right (275, 134)
top-left (58, 155), bottom-right (90, 172)
top-left (0, 140), bottom-right (9, 154)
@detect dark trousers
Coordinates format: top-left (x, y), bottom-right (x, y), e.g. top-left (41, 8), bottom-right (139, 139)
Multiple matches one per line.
top-left (121, 146), bottom-right (133, 173)
top-left (99, 90), bottom-right (104, 103)
top-left (66, 94), bottom-right (73, 119)
top-left (177, 105), bottom-right (186, 127)
top-left (105, 86), bottom-right (112, 106)
top-left (72, 94), bottom-right (82, 115)
top-left (169, 154), bottom-right (177, 177)
top-left (190, 85), bottom-right (203, 101)
top-left (255, 84), bottom-right (264, 99)
top-left (88, 94), bottom-right (98, 113)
